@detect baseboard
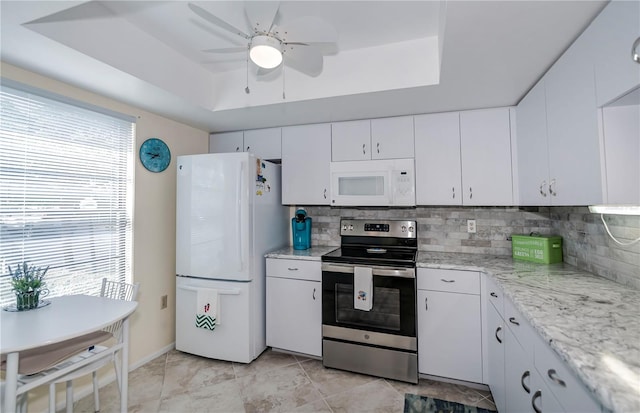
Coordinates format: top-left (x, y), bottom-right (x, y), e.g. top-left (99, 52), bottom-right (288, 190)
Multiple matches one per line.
top-left (48, 342), bottom-right (176, 413)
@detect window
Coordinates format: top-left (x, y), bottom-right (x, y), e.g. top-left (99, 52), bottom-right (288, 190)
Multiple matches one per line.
top-left (0, 80), bottom-right (134, 307)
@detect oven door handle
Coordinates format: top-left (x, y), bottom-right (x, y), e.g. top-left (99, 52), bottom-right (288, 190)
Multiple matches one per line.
top-left (321, 263), bottom-right (415, 278)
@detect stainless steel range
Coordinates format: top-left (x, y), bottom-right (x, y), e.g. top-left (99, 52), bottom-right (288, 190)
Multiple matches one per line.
top-left (321, 219), bottom-right (418, 383)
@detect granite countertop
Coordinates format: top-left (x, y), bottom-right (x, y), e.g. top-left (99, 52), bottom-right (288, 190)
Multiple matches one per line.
top-left (417, 252), bottom-right (640, 413)
top-left (265, 246), bottom-right (338, 261)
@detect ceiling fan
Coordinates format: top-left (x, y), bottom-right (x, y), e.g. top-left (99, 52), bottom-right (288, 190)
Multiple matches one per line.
top-left (188, 2), bottom-right (338, 79)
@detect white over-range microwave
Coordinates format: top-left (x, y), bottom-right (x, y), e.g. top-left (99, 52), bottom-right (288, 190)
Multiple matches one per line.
top-left (329, 158), bottom-right (416, 206)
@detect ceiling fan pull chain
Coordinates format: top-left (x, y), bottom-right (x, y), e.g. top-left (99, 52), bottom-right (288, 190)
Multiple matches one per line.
top-left (282, 64), bottom-right (286, 100)
top-left (245, 46), bottom-right (250, 94)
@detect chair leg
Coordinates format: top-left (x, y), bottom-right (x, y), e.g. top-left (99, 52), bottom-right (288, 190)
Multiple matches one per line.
top-left (65, 381), bottom-right (73, 413)
top-left (113, 356), bottom-right (122, 394)
top-left (92, 371), bottom-right (100, 412)
top-left (49, 382), bottom-right (57, 413)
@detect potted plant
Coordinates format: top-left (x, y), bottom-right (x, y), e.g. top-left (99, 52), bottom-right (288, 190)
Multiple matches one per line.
top-left (9, 261), bottom-right (50, 310)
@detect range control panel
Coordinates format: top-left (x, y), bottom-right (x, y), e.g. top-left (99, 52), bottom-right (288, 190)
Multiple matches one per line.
top-left (340, 219), bottom-right (416, 239)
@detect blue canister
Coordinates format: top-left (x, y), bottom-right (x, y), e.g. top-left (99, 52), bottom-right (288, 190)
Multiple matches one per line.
top-left (292, 209), bottom-right (312, 250)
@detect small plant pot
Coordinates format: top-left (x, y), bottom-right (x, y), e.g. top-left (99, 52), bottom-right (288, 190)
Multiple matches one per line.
top-left (15, 289), bottom-right (48, 311)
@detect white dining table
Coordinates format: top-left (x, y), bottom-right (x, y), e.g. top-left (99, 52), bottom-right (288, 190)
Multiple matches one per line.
top-left (1, 294), bottom-right (138, 413)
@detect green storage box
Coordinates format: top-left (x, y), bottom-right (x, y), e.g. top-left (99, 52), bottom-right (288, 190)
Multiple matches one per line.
top-left (511, 234), bottom-right (563, 264)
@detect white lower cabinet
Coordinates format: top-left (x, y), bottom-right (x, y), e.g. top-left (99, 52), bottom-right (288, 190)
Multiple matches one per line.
top-left (486, 301), bottom-right (506, 413)
top-left (417, 269), bottom-right (482, 383)
top-left (266, 258), bottom-right (322, 357)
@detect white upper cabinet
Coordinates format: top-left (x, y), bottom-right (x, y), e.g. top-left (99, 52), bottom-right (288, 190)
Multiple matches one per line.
top-left (332, 116), bottom-right (414, 161)
top-left (281, 123), bottom-right (331, 205)
top-left (370, 116), bottom-right (415, 160)
top-left (331, 120), bottom-right (371, 161)
top-left (414, 112), bottom-right (462, 205)
top-left (209, 131), bottom-right (244, 153)
top-left (460, 107), bottom-right (514, 206)
top-left (516, 80), bottom-right (551, 205)
top-left (591, 0), bottom-right (640, 106)
top-left (544, 29), bottom-right (602, 206)
top-left (243, 127), bottom-right (282, 160)
top-left (210, 128), bottom-right (282, 160)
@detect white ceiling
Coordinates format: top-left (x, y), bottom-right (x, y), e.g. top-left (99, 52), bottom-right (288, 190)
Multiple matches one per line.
top-left (0, 1), bottom-right (608, 133)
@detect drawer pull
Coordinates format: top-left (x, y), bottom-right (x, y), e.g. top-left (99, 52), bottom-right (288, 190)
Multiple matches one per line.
top-left (312, 288), bottom-right (316, 300)
top-left (495, 326), bottom-right (502, 344)
top-left (532, 390), bottom-right (542, 413)
top-left (425, 296), bottom-right (428, 311)
top-left (440, 279), bottom-right (455, 283)
top-left (490, 292), bottom-right (498, 298)
top-left (287, 267), bottom-right (299, 271)
top-left (547, 369), bottom-right (566, 387)
top-left (509, 317), bottom-right (520, 326)
top-left (521, 370), bottom-right (531, 394)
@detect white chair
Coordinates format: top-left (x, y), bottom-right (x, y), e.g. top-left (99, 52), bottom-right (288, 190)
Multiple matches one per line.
top-left (48, 278), bottom-right (139, 413)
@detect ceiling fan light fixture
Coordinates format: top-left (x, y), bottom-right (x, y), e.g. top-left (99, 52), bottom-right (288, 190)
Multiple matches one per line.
top-left (249, 35), bottom-right (283, 69)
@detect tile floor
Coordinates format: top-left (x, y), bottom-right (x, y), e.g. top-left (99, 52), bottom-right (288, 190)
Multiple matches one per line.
top-left (73, 349), bottom-right (496, 413)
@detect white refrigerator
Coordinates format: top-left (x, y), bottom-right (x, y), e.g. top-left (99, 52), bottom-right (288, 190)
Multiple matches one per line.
top-left (175, 153), bottom-right (288, 363)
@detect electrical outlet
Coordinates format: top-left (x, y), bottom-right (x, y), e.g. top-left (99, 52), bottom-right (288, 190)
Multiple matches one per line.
top-left (161, 295), bottom-right (168, 309)
top-left (467, 219), bottom-right (477, 234)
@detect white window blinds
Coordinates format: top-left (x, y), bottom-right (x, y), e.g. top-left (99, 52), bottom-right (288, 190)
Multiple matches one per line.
top-left (0, 80), bottom-right (134, 307)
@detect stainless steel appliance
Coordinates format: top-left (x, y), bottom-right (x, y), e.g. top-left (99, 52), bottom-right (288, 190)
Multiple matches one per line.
top-left (321, 219), bottom-right (418, 383)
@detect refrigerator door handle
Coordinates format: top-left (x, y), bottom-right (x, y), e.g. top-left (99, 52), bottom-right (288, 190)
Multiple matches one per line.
top-left (177, 285), bottom-right (241, 295)
top-left (236, 161), bottom-right (244, 272)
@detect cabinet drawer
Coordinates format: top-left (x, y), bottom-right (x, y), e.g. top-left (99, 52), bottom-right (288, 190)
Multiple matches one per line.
top-left (484, 275), bottom-right (504, 314)
top-left (504, 297), bottom-right (535, 355)
top-left (266, 258), bottom-right (321, 282)
top-left (417, 268), bottom-right (480, 295)
top-left (534, 334), bottom-right (601, 413)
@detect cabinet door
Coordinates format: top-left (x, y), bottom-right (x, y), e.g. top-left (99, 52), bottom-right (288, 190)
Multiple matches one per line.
top-left (487, 302), bottom-right (506, 413)
top-left (282, 123), bottom-right (331, 205)
top-left (417, 289), bottom-right (482, 383)
top-left (371, 116), bottom-right (414, 160)
top-left (266, 277), bottom-right (321, 357)
top-left (460, 108), bottom-right (514, 206)
top-left (505, 327), bottom-right (534, 413)
top-left (209, 131), bottom-right (244, 153)
top-left (601, 104), bottom-right (640, 205)
top-left (243, 127), bottom-right (281, 160)
top-left (331, 119), bottom-right (371, 161)
top-left (516, 80), bottom-right (551, 205)
top-left (545, 36), bottom-right (602, 206)
top-left (592, 0), bottom-right (640, 106)
top-left (414, 112), bottom-right (462, 205)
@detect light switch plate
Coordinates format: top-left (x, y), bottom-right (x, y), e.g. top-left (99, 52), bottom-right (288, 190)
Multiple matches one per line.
top-left (467, 219), bottom-right (477, 233)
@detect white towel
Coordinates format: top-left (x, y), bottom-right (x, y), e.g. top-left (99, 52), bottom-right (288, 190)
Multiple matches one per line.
top-left (195, 288), bottom-right (218, 330)
top-left (354, 267), bottom-right (373, 311)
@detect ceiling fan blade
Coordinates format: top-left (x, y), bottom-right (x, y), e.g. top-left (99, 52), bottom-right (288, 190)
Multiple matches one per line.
top-left (202, 47), bottom-right (247, 54)
top-left (188, 3), bottom-right (251, 40)
top-left (244, 1), bottom-right (280, 33)
top-left (275, 17), bottom-right (337, 44)
top-left (283, 44), bottom-right (323, 77)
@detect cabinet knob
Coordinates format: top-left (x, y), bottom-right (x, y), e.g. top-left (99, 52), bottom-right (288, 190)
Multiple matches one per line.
top-left (633, 37), bottom-right (640, 63)
top-left (531, 390), bottom-right (542, 413)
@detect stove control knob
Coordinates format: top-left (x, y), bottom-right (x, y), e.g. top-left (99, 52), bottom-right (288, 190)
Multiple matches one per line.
top-left (402, 225), bottom-right (407, 232)
top-left (342, 224), bottom-right (347, 231)
top-left (409, 226), bottom-right (414, 232)
top-left (349, 224), bottom-right (354, 231)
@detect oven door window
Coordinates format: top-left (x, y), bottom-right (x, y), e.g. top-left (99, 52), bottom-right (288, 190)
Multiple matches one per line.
top-left (335, 283), bottom-right (400, 330)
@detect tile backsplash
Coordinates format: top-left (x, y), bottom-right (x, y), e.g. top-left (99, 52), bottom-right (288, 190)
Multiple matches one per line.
top-left (303, 206), bottom-right (640, 290)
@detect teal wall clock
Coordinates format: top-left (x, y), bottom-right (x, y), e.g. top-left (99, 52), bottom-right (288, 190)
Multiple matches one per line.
top-left (140, 137), bottom-right (171, 173)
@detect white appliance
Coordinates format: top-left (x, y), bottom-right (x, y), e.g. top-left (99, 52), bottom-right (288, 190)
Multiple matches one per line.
top-left (175, 153), bottom-right (288, 363)
top-left (329, 159), bottom-right (416, 206)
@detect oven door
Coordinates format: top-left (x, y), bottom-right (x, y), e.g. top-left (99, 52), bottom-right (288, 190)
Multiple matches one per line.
top-left (321, 262), bottom-right (416, 351)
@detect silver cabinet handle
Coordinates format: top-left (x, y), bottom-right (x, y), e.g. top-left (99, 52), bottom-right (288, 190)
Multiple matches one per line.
top-left (539, 180), bottom-right (547, 197)
top-left (509, 317), bottom-right (520, 326)
top-left (532, 390), bottom-right (542, 413)
top-left (469, 187), bottom-right (473, 199)
top-left (312, 287), bottom-right (316, 300)
top-left (633, 37), bottom-right (640, 63)
top-left (495, 326), bottom-right (502, 344)
top-left (549, 178), bottom-right (557, 196)
top-left (287, 267), bottom-right (299, 271)
top-left (547, 369), bottom-right (566, 387)
top-left (376, 142), bottom-right (380, 153)
top-left (440, 279), bottom-right (455, 283)
top-left (452, 187), bottom-right (455, 199)
top-left (425, 296), bottom-right (428, 311)
top-left (490, 292), bottom-right (498, 298)
top-left (362, 143), bottom-right (366, 155)
top-left (521, 370), bottom-right (531, 394)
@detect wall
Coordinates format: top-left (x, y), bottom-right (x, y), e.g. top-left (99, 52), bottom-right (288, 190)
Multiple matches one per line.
top-left (304, 206), bottom-right (640, 289)
top-left (1, 62), bottom-right (210, 410)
